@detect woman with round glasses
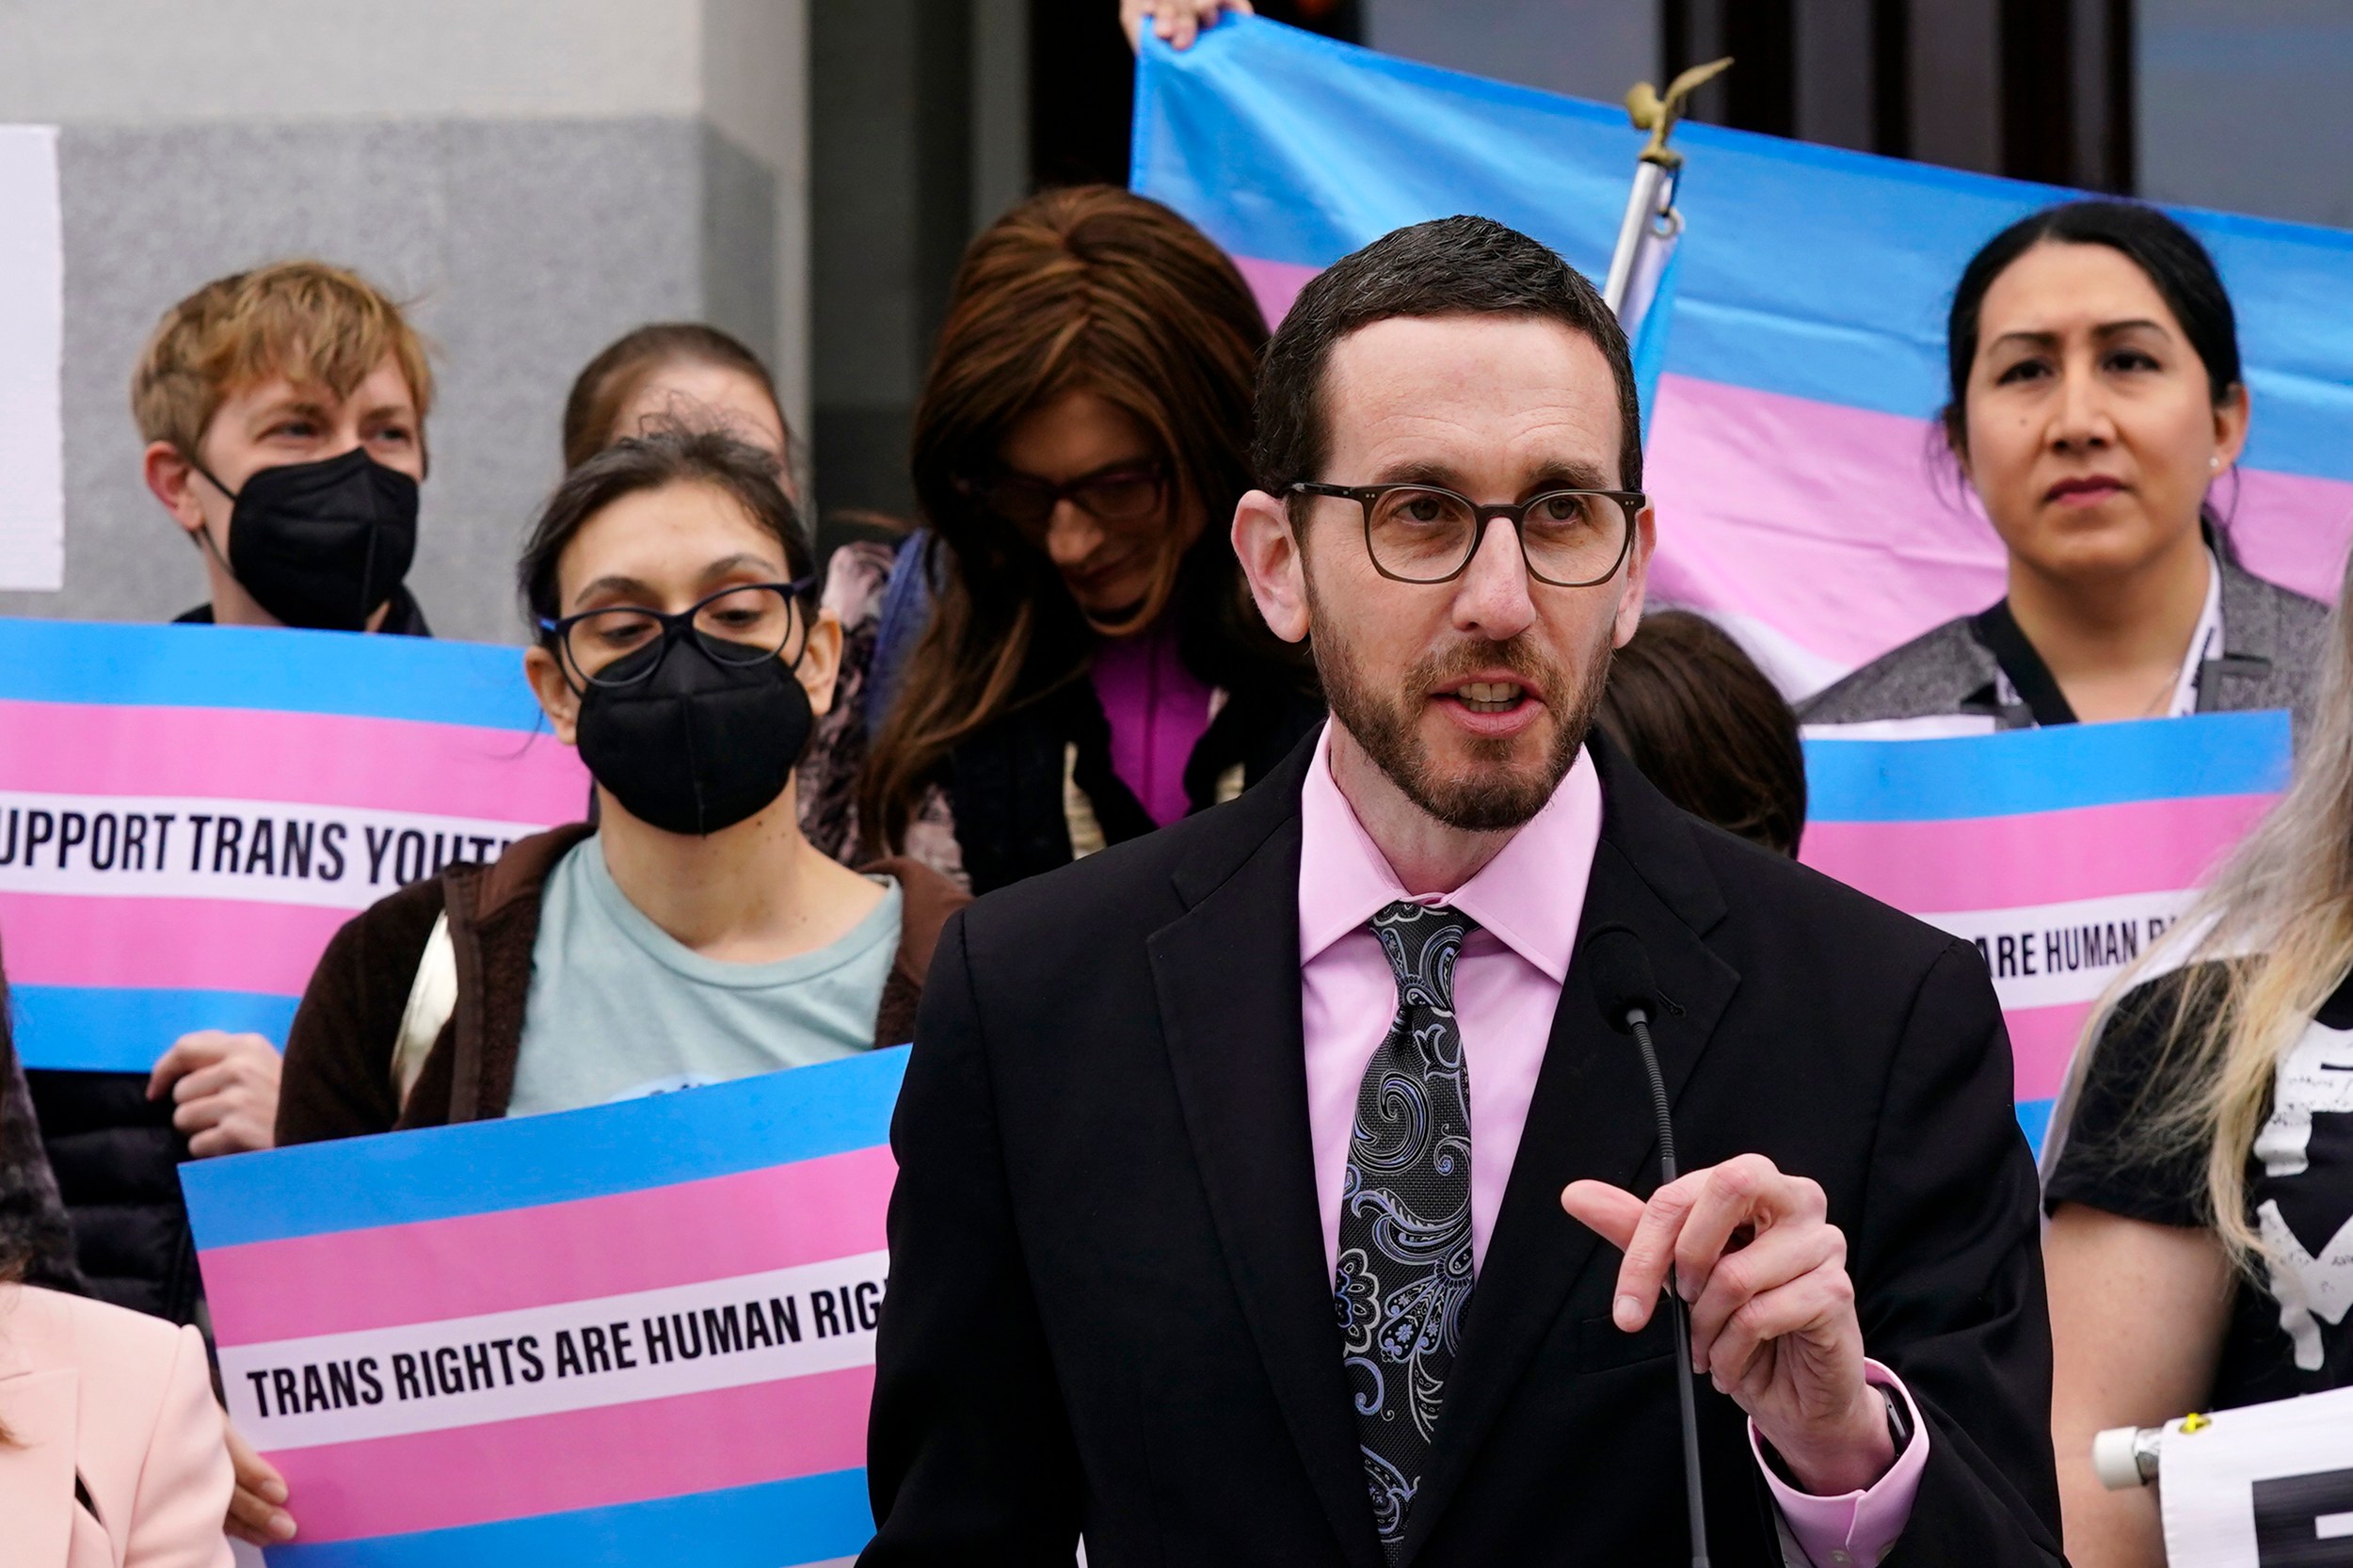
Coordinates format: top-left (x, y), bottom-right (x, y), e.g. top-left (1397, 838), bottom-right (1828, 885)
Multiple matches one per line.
top-left (275, 428), bottom-right (967, 1144)
top-left (1801, 200), bottom-right (2324, 739)
top-left (798, 185), bottom-right (1323, 893)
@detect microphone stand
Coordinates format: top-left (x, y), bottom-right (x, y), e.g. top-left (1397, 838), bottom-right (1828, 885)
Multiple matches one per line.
top-left (1627, 1001), bottom-right (1710, 1568)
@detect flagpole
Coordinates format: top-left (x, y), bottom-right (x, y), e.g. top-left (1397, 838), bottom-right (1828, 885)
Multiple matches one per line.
top-left (1604, 56), bottom-right (1731, 318)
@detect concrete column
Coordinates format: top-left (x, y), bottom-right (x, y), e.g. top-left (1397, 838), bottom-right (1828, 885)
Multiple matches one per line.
top-left (0, 0), bottom-right (809, 644)
top-left (2137, 0), bottom-right (2353, 228)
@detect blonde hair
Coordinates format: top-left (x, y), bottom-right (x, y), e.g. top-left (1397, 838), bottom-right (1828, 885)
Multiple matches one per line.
top-left (130, 259), bottom-right (433, 459)
top-left (2048, 552), bottom-right (2353, 1272)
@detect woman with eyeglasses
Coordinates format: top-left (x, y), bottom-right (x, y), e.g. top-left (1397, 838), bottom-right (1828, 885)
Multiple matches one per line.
top-left (1801, 200), bottom-right (2324, 739)
top-left (275, 428), bottom-right (967, 1144)
top-left (798, 185), bottom-right (1323, 893)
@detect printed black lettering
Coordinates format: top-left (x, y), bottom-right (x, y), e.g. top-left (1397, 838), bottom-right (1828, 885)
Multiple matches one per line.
top-left (301, 1363), bottom-right (329, 1413)
top-left (491, 1338), bottom-right (518, 1385)
top-left (610, 1320), bottom-right (637, 1369)
top-left (742, 1301), bottom-right (774, 1350)
top-left (56, 810), bottom-right (86, 869)
top-left (184, 812), bottom-right (211, 870)
top-left (672, 1311), bottom-right (705, 1360)
top-left (701, 1304), bottom-right (743, 1357)
top-left (270, 1368), bottom-right (300, 1416)
top-left (2019, 931), bottom-right (2038, 976)
top-left (25, 809), bottom-right (54, 867)
top-left (854, 1280), bottom-right (883, 1331)
top-left (281, 819), bottom-right (314, 878)
top-left (429, 832), bottom-right (453, 875)
top-left (432, 1345), bottom-right (464, 1396)
top-left (517, 1336), bottom-right (545, 1383)
top-left (364, 824), bottom-right (394, 886)
top-left (89, 811), bottom-right (118, 871)
top-left (392, 1352), bottom-right (422, 1400)
top-left (357, 1357), bottom-right (384, 1405)
top-left (394, 827), bottom-right (425, 886)
top-left (463, 1341), bottom-right (492, 1391)
top-left (212, 815), bottom-right (245, 873)
top-left (2121, 920), bottom-right (2142, 961)
top-left (151, 812), bottom-right (175, 868)
top-left (0, 807), bottom-right (17, 866)
top-left (246, 817), bottom-right (277, 876)
top-left (555, 1329), bottom-right (584, 1378)
top-left (580, 1324), bottom-right (614, 1374)
top-left (121, 811), bottom-right (147, 870)
top-left (328, 1360), bottom-right (357, 1409)
top-left (812, 1288), bottom-right (843, 1338)
top-left (469, 834), bottom-right (494, 861)
top-left (644, 1314), bottom-right (673, 1364)
top-left (1993, 934), bottom-right (2015, 977)
top-left (768, 1295), bottom-right (802, 1344)
top-left (319, 820), bottom-right (346, 880)
top-left (246, 1368), bottom-right (274, 1416)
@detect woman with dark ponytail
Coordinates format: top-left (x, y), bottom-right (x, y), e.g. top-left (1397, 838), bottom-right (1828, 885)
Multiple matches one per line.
top-left (1802, 200), bottom-right (2326, 740)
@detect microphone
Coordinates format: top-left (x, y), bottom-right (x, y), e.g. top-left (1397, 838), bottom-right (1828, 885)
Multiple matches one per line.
top-left (1585, 923), bottom-right (1709, 1568)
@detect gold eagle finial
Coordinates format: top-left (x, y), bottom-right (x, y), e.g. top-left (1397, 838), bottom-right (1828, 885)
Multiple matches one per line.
top-left (1625, 56), bottom-right (1735, 168)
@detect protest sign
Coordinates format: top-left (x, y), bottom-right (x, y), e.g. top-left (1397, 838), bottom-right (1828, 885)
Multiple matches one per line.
top-left (2132, 1384), bottom-right (2353, 1566)
top-left (1131, 18), bottom-right (2353, 694)
top-left (0, 124), bottom-right (62, 590)
top-left (1801, 711), bottom-right (2292, 1151)
top-left (184, 1048), bottom-right (901, 1566)
top-left (0, 617), bottom-right (588, 1071)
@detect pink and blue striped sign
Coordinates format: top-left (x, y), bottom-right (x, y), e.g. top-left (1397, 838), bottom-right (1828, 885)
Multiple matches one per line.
top-left (1800, 711), bottom-right (2292, 1151)
top-left (1132, 19), bottom-right (2353, 693)
top-left (0, 617), bottom-right (588, 1071)
top-left (183, 1047), bottom-right (903, 1566)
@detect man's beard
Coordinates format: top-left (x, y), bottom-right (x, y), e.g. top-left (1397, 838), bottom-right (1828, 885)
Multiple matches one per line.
top-left (1310, 588), bottom-right (1613, 834)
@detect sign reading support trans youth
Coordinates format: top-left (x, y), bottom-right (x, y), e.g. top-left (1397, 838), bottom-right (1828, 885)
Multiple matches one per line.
top-left (183, 1048), bottom-right (901, 1566)
top-left (1800, 712), bottom-right (2292, 1154)
top-left (0, 617), bottom-right (588, 1071)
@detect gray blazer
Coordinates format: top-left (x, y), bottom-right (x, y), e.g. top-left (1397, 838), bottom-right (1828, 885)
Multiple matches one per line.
top-left (1799, 557), bottom-right (2329, 744)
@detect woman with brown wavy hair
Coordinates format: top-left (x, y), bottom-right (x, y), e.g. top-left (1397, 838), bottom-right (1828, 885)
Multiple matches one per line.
top-left (801, 185), bottom-right (1321, 892)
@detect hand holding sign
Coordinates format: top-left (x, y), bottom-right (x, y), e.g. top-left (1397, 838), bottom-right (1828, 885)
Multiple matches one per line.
top-left (150, 1030), bottom-right (280, 1157)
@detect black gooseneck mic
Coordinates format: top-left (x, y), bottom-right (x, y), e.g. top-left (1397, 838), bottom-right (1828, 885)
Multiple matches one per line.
top-left (1584, 922), bottom-right (1709, 1568)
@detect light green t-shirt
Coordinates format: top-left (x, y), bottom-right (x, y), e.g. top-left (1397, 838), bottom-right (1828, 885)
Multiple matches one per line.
top-left (504, 838), bottom-right (903, 1118)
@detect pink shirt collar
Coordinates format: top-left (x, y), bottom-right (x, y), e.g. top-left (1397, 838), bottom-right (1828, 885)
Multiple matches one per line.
top-left (1296, 722), bottom-right (1602, 979)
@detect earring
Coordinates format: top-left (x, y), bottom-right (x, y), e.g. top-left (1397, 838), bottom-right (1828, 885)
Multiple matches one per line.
top-left (2210, 456), bottom-right (2221, 471)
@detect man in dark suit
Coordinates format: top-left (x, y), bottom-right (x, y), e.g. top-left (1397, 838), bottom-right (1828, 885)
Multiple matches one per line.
top-left (862, 216), bottom-right (2062, 1566)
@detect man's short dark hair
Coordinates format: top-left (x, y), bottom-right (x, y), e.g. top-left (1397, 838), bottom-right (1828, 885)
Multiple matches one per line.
top-left (1253, 215), bottom-right (1642, 499)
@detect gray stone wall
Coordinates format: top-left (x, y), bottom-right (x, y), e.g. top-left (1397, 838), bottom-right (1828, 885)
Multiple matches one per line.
top-left (0, 116), bottom-right (777, 645)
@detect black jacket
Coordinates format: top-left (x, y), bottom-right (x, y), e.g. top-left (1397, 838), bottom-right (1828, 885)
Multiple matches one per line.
top-left (865, 733), bottom-right (2062, 1566)
top-left (24, 1071), bottom-right (196, 1320)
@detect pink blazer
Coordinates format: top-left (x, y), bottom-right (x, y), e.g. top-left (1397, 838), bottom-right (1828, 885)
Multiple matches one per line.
top-left (0, 1285), bottom-right (232, 1568)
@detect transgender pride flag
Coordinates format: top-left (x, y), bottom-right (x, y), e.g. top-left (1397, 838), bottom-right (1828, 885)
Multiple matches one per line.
top-left (184, 1049), bottom-right (902, 1566)
top-left (1132, 18), bottom-right (2353, 694)
top-left (1801, 712), bottom-right (2292, 1150)
top-left (0, 618), bottom-right (587, 1070)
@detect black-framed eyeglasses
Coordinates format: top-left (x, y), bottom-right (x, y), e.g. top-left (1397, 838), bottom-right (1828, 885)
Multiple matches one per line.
top-left (1288, 481), bottom-right (1644, 587)
top-left (959, 462), bottom-right (1169, 532)
top-left (538, 578), bottom-right (817, 689)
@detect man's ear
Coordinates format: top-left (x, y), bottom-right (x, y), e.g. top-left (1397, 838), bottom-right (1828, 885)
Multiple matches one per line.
top-left (143, 440), bottom-right (211, 540)
top-left (1611, 504), bottom-right (1657, 649)
top-left (1231, 489), bottom-right (1311, 644)
top-left (524, 644), bottom-right (583, 746)
top-left (796, 606), bottom-right (846, 718)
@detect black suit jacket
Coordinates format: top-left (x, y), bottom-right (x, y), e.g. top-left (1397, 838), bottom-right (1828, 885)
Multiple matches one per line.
top-left (864, 734), bottom-right (2062, 1566)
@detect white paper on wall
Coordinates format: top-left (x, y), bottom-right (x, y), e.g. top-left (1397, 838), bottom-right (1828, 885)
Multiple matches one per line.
top-left (2160, 1384), bottom-right (2353, 1565)
top-left (0, 125), bottom-right (62, 592)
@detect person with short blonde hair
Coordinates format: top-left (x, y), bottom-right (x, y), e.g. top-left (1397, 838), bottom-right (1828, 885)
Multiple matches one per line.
top-left (133, 258), bottom-right (435, 634)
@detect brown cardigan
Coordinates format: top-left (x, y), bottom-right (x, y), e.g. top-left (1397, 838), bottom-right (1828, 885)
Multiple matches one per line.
top-left (275, 824), bottom-right (968, 1145)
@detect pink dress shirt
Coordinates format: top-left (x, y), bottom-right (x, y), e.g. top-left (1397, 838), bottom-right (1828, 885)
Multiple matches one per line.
top-left (1294, 723), bottom-right (1927, 1567)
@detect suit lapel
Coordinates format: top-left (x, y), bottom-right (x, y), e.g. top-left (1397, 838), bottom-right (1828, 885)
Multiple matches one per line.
top-left (0, 1367), bottom-right (79, 1568)
top-left (1149, 752), bottom-right (1386, 1568)
top-left (1401, 745), bottom-right (1740, 1560)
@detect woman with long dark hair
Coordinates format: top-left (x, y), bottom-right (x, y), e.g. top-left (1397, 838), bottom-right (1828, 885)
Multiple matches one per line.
top-left (1801, 200), bottom-right (2324, 738)
top-left (802, 185), bottom-right (1321, 892)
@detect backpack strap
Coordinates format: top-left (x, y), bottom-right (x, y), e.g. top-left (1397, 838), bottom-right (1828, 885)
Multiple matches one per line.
top-left (391, 911), bottom-right (457, 1109)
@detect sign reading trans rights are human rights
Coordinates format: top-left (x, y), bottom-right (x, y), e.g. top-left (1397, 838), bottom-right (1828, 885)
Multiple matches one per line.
top-left (183, 1048), bottom-right (903, 1567)
top-left (1801, 712), bottom-right (2293, 1155)
top-left (0, 616), bottom-right (588, 1070)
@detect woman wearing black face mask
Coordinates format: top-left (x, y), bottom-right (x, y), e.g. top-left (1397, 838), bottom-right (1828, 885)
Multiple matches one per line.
top-left (272, 429), bottom-right (968, 1144)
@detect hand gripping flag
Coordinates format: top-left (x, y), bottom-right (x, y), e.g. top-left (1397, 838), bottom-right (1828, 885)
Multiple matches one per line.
top-left (184, 1049), bottom-right (904, 1566)
top-left (0, 619), bottom-right (588, 1071)
top-left (1132, 17), bottom-right (2353, 695)
top-left (1801, 712), bottom-right (2292, 1151)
